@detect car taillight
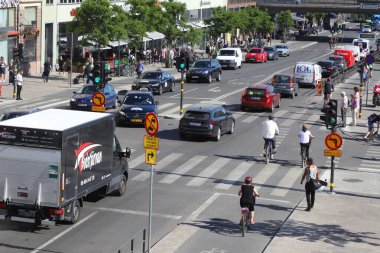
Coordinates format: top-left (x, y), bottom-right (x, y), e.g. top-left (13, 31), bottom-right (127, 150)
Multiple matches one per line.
top-left (327, 67), bottom-right (333, 71)
top-left (49, 208), bottom-right (64, 215)
top-left (272, 76), bottom-right (275, 84)
top-left (242, 89), bottom-right (247, 97)
top-left (0, 202), bottom-right (6, 209)
top-left (313, 71), bottom-right (315, 81)
top-left (266, 95), bottom-right (271, 102)
top-left (209, 121), bottom-right (215, 130)
top-left (289, 79), bottom-right (293, 88)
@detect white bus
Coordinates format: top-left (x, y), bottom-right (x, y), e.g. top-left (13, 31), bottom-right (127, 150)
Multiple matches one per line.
top-left (359, 32), bottom-right (378, 51)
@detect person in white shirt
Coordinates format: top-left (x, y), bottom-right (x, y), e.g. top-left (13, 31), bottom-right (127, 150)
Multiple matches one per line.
top-left (299, 124), bottom-right (314, 159)
top-left (262, 115), bottom-right (279, 153)
top-left (16, 69), bottom-right (23, 100)
top-left (340, 91), bottom-right (349, 127)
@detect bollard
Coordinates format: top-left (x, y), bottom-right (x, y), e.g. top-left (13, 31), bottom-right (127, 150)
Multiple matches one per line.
top-left (317, 80), bottom-right (322, 96)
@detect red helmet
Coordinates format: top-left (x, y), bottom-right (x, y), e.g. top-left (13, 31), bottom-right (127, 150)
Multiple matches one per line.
top-left (327, 77), bottom-right (332, 81)
top-left (245, 176), bottom-right (252, 184)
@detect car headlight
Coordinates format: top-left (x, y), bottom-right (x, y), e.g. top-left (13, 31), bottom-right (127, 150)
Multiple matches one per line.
top-left (151, 83), bottom-right (160, 87)
top-left (70, 98), bottom-right (76, 102)
top-left (269, 53), bottom-right (273, 57)
top-left (202, 71), bottom-right (209, 75)
top-left (119, 111), bottom-right (125, 116)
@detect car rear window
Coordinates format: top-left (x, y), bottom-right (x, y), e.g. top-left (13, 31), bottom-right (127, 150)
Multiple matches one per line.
top-left (141, 72), bottom-right (162, 79)
top-left (249, 49), bottom-right (261, 53)
top-left (329, 56), bottom-right (344, 62)
top-left (273, 75), bottom-right (291, 83)
top-left (184, 111), bottom-right (210, 120)
top-left (246, 88), bottom-right (266, 97)
top-left (218, 50), bottom-right (235, 56)
top-left (318, 61), bottom-right (333, 68)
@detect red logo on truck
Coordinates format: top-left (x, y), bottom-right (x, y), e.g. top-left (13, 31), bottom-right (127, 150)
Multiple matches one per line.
top-left (74, 142), bottom-right (103, 174)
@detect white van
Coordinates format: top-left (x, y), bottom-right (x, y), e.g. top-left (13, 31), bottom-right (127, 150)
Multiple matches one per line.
top-left (216, 47), bottom-right (242, 69)
top-left (341, 45), bottom-right (360, 62)
top-left (294, 62), bottom-right (322, 88)
top-left (352, 38), bottom-right (370, 58)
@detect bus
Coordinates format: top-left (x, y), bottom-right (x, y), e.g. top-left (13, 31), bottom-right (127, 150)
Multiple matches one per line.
top-left (359, 32), bottom-right (378, 51)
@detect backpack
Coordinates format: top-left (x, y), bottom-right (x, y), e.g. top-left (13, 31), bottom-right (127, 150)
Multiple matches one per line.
top-left (368, 113), bottom-right (380, 124)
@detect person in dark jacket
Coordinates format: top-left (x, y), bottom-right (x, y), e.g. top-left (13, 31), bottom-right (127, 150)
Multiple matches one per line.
top-left (43, 58), bottom-right (52, 83)
top-left (238, 176), bottom-right (260, 224)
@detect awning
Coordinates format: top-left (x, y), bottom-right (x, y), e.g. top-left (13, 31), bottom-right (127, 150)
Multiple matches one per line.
top-left (7, 31), bottom-right (19, 36)
top-left (108, 40), bottom-right (129, 47)
top-left (188, 21), bottom-right (209, 29)
top-left (143, 31), bottom-right (165, 42)
top-left (292, 15), bottom-right (306, 22)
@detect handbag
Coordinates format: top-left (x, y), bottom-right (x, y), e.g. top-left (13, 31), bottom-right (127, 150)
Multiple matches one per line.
top-left (308, 165), bottom-right (321, 190)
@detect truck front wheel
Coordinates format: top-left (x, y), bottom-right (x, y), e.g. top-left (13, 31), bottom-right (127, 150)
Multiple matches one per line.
top-left (116, 174), bottom-right (127, 196)
top-left (70, 200), bottom-right (81, 224)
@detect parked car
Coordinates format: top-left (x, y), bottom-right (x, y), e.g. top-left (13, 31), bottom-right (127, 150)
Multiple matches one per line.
top-left (186, 59), bottom-right (222, 83)
top-left (362, 25), bottom-right (372, 33)
top-left (328, 55), bottom-right (347, 70)
top-left (132, 70), bottom-right (175, 95)
top-left (264, 47), bottom-right (279, 60)
top-left (275, 44), bottom-right (290, 57)
top-left (70, 84), bottom-right (118, 111)
top-left (271, 74), bottom-right (298, 98)
top-left (117, 90), bottom-right (158, 126)
top-left (317, 60), bottom-right (340, 78)
top-left (0, 108), bottom-right (40, 122)
top-left (245, 48), bottom-right (268, 63)
top-left (241, 84), bottom-right (281, 112)
top-left (216, 47), bottom-right (243, 69)
top-left (178, 104), bottom-right (235, 141)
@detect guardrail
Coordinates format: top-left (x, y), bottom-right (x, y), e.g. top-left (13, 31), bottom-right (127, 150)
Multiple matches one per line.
top-left (115, 228), bottom-right (147, 253)
top-left (256, 0), bottom-right (357, 6)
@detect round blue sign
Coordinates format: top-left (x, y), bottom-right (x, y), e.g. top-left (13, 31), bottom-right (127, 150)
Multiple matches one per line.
top-left (365, 55), bottom-right (375, 64)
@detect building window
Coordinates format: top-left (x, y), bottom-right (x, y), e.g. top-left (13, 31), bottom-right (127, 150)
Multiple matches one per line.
top-left (23, 7), bottom-right (37, 62)
top-left (46, 0), bottom-right (54, 4)
top-left (59, 0), bottom-right (83, 3)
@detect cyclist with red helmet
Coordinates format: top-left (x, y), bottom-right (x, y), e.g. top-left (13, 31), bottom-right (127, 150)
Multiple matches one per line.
top-left (238, 176), bottom-right (260, 224)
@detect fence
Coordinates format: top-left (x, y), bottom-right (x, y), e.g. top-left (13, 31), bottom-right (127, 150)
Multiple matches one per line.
top-left (115, 228), bottom-right (147, 253)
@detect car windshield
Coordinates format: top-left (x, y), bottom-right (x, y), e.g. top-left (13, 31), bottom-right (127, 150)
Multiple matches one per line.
top-left (264, 48), bottom-right (274, 52)
top-left (193, 61), bottom-right (211, 68)
top-left (218, 50), bottom-right (235, 56)
top-left (276, 45), bottom-right (286, 49)
top-left (273, 75), bottom-right (291, 83)
top-left (184, 111), bottom-right (210, 120)
top-left (77, 85), bottom-right (99, 94)
top-left (0, 112), bottom-right (28, 121)
top-left (354, 41), bottom-right (368, 48)
top-left (249, 49), bottom-right (261, 53)
top-left (318, 61), bottom-right (333, 68)
top-left (329, 57), bottom-right (344, 63)
top-left (246, 88), bottom-right (266, 97)
top-left (141, 72), bottom-right (162, 79)
top-left (124, 94), bottom-right (153, 105)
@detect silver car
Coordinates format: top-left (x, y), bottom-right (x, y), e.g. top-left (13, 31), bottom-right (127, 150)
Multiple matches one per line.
top-left (275, 44), bottom-right (290, 57)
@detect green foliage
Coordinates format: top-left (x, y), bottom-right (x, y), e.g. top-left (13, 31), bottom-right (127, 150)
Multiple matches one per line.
top-left (277, 10), bottom-right (293, 33)
top-left (159, 0), bottom-right (187, 47)
top-left (239, 7), bottom-right (274, 35)
top-left (183, 27), bottom-right (204, 46)
top-left (205, 7), bottom-right (236, 40)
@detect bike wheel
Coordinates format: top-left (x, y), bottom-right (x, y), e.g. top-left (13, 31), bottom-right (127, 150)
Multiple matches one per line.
top-left (265, 147), bottom-right (269, 164)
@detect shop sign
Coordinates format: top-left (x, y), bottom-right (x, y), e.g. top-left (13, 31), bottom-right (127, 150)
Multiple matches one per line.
top-left (0, 0), bottom-right (20, 8)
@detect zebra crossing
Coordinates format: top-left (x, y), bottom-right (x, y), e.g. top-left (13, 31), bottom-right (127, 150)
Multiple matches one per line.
top-left (359, 145), bottom-right (380, 173)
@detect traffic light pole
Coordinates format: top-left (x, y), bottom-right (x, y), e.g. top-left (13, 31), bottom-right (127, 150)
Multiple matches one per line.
top-left (180, 70), bottom-right (184, 116)
top-left (330, 126), bottom-right (336, 193)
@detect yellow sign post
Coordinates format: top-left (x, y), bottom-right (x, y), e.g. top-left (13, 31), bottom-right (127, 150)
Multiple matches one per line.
top-left (324, 149), bottom-right (342, 157)
top-left (144, 135), bottom-right (159, 149)
top-left (145, 148), bottom-right (157, 165)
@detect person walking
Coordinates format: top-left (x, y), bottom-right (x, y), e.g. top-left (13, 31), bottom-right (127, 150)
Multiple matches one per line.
top-left (136, 60), bottom-right (144, 78)
top-left (300, 157), bottom-right (320, 211)
top-left (58, 56), bottom-right (65, 76)
top-left (16, 69), bottom-right (23, 100)
top-left (152, 48), bottom-right (158, 65)
top-left (350, 87), bottom-right (360, 126)
top-left (0, 56), bottom-right (7, 96)
top-left (8, 60), bottom-right (15, 86)
top-left (238, 176), bottom-right (259, 224)
top-left (43, 57), bottom-right (52, 83)
top-left (340, 91), bottom-right (349, 127)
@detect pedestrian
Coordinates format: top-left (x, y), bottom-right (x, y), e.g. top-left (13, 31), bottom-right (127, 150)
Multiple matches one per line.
top-left (328, 37), bottom-right (332, 49)
top-left (136, 60), bottom-right (144, 78)
top-left (349, 87), bottom-right (360, 126)
top-left (0, 56), bottom-right (7, 94)
top-left (152, 48), bottom-right (158, 65)
top-left (58, 56), bottom-right (65, 76)
top-left (299, 124), bottom-right (314, 159)
top-left (16, 69), bottom-right (23, 100)
top-left (206, 42), bottom-right (210, 58)
top-left (8, 60), bottom-right (15, 86)
top-left (324, 77), bottom-right (333, 106)
top-left (300, 157), bottom-right (320, 211)
top-left (340, 91), bottom-right (349, 127)
top-left (363, 113), bottom-right (380, 141)
top-left (238, 176), bottom-right (259, 224)
top-left (43, 57), bottom-right (52, 83)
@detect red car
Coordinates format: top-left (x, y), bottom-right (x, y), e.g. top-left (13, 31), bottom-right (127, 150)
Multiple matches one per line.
top-left (241, 85), bottom-right (281, 112)
top-left (245, 48), bottom-right (267, 63)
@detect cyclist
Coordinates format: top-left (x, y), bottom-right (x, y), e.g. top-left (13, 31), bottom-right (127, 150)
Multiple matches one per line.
top-left (262, 115), bottom-right (279, 154)
top-left (299, 124), bottom-right (314, 159)
top-left (363, 113), bottom-right (380, 141)
top-left (238, 176), bottom-right (259, 224)
top-left (323, 77), bottom-right (333, 107)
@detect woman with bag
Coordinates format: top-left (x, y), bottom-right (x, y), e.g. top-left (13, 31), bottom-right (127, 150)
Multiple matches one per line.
top-left (300, 157), bottom-right (320, 212)
top-left (350, 87), bottom-right (360, 126)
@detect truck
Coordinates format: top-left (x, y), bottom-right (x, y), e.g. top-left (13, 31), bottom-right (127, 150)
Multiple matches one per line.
top-left (0, 109), bottom-right (131, 225)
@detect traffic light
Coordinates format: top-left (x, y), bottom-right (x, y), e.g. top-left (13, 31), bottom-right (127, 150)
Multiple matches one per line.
top-left (326, 99), bottom-right (338, 127)
top-left (13, 48), bottom-right (19, 60)
top-left (100, 62), bottom-right (112, 88)
top-left (178, 57), bottom-right (186, 72)
top-left (92, 63), bottom-right (101, 86)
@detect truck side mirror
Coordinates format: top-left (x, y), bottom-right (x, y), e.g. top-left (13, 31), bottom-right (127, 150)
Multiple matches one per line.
top-left (125, 147), bottom-right (131, 158)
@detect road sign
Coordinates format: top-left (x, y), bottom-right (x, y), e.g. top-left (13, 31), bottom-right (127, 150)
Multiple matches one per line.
top-left (144, 135), bottom-right (159, 149)
top-left (91, 105), bottom-right (105, 112)
top-left (92, 92), bottom-right (106, 106)
top-left (324, 149), bottom-right (342, 157)
top-left (145, 112), bottom-right (159, 136)
top-left (365, 54), bottom-right (375, 65)
top-left (325, 133), bottom-right (343, 150)
top-left (145, 148), bottom-right (157, 165)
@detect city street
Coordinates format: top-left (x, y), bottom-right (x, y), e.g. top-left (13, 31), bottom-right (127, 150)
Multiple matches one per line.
top-left (1, 34), bottom-right (380, 253)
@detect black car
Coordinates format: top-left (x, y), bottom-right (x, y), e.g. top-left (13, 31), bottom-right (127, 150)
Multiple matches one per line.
top-left (317, 60), bottom-right (340, 78)
top-left (0, 108), bottom-right (40, 121)
top-left (186, 59), bottom-right (222, 83)
top-left (132, 70), bottom-right (175, 95)
top-left (264, 47), bottom-right (279, 60)
top-left (178, 104), bottom-right (235, 141)
top-left (328, 55), bottom-right (347, 71)
top-left (117, 90), bottom-right (158, 126)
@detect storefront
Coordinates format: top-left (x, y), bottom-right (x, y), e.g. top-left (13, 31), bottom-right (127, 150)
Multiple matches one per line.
top-left (0, 2), bottom-right (17, 66)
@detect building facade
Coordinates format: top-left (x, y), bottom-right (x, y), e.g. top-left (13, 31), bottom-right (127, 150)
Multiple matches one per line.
top-left (227, 0), bottom-right (256, 10)
top-left (181, 0), bottom-right (227, 22)
top-left (0, 1), bottom-right (18, 69)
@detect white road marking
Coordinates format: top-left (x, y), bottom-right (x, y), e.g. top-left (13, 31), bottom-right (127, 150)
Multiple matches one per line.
top-left (241, 115), bottom-right (258, 123)
top-left (274, 110), bottom-right (288, 118)
top-left (254, 163), bottom-right (281, 191)
top-left (30, 211), bottom-right (98, 253)
top-left (208, 87), bottom-right (221, 92)
top-left (215, 161), bottom-right (254, 190)
top-left (359, 167), bottom-right (380, 173)
top-left (221, 192), bottom-right (291, 203)
top-left (158, 102), bottom-right (176, 110)
top-left (270, 167), bottom-right (303, 197)
top-left (160, 104), bottom-right (191, 115)
top-left (300, 42), bottom-right (318, 49)
top-left (170, 88), bottom-right (199, 97)
top-left (131, 153), bottom-right (183, 181)
top-left (38, 100), bottom-right (68, 109)
top-left (280, 109), bottom-right (307, 127)
top-left (95, 207), bottom-right (181, 219)
top-left (19, 98), bottom-right (61, 109)
top-left (159, 155), bottom-right (207, 184)
top-left (186, 158), bottom-right (230, 187)
top-left (360, 160), bottom-right (380, 164)
top-left (129, 153), bottom-right (147, 168)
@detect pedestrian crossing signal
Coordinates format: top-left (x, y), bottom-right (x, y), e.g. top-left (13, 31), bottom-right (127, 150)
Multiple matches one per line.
top-left (326, 99), bottom-right (338, 128)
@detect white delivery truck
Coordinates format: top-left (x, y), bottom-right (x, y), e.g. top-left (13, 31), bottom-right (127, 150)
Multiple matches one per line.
top-left (341, 45), bottom-right (361, 62)
top-left (353, 38), bottom-right (370, 58)
top-left (0, 109), bottom-right (131, 225)
top-left (294, 62), bottom-right (322, 88)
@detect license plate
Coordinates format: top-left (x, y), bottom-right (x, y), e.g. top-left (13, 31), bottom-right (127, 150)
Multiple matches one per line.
top-left (250, 58), bottom-right (255, 60)
top-left (189, 122), bottom-right (201, 126)
top-left (251, 97), bottom-right (261, 100)
top-left (222, 65), bottom-right (227, 67)
top-left (131, 119), bottom-right (143, 123)
top-left (278, 85), bottom-right (287, 88)
top-left (192, 76), bottom-right (199, 79)
top-left (78, 103), bottom-right (87, 107)
top-left (296, 79), bottom-right (303, 82)
top-left (18, 209), bottom-right (36, 218)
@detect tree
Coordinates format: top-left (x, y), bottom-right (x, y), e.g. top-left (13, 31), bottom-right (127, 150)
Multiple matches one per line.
top-left (277, 10), bottom-right (293, 35)
top-left (69, 0), bottom-right (129, 59)
top-left (257, 10), bottom-right (274, 35)
top-left (204, 7), bottom-right (236, 42)
top-left (183, 27), bottom-right (204, 46)
top-left (306, 12), bottom-right (315, 28)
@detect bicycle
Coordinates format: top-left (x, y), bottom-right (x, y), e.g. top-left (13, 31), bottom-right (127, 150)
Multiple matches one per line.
top-left (301, 145), bottom-right (307, 168)
top-left (240, 207), bottom-right (250, 237)
top-left (264, 139), bottom-right (274, 164)
top-left (366, 125), bottom-right (379, 143)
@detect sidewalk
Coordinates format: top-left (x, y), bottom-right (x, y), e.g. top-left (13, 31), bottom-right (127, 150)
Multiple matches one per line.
top-left (265, 63), bottom-right (380, 253)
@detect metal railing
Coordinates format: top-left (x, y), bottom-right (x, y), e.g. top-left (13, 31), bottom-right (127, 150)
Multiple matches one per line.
top-left (115, 228), bottom-right (147, 253)
top-left (256, 0), bottom-right (359, 6)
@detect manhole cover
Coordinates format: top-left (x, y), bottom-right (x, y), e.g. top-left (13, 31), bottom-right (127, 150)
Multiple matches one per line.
top-left (343, 178), bottom-right (363, 183)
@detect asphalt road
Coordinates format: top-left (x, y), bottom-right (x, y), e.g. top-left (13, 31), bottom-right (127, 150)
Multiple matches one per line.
top-left (0, 34), bottom-right (378, 253)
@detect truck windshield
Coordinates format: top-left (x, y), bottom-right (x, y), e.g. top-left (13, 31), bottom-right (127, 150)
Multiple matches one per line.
top-left (77, 86), bottom-right (99, 94)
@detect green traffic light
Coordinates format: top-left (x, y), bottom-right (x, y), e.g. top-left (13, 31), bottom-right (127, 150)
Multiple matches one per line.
top-left (180, 63), bottom-right (185, 69)
top-left (94, 77), bottom-right (100, 83)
